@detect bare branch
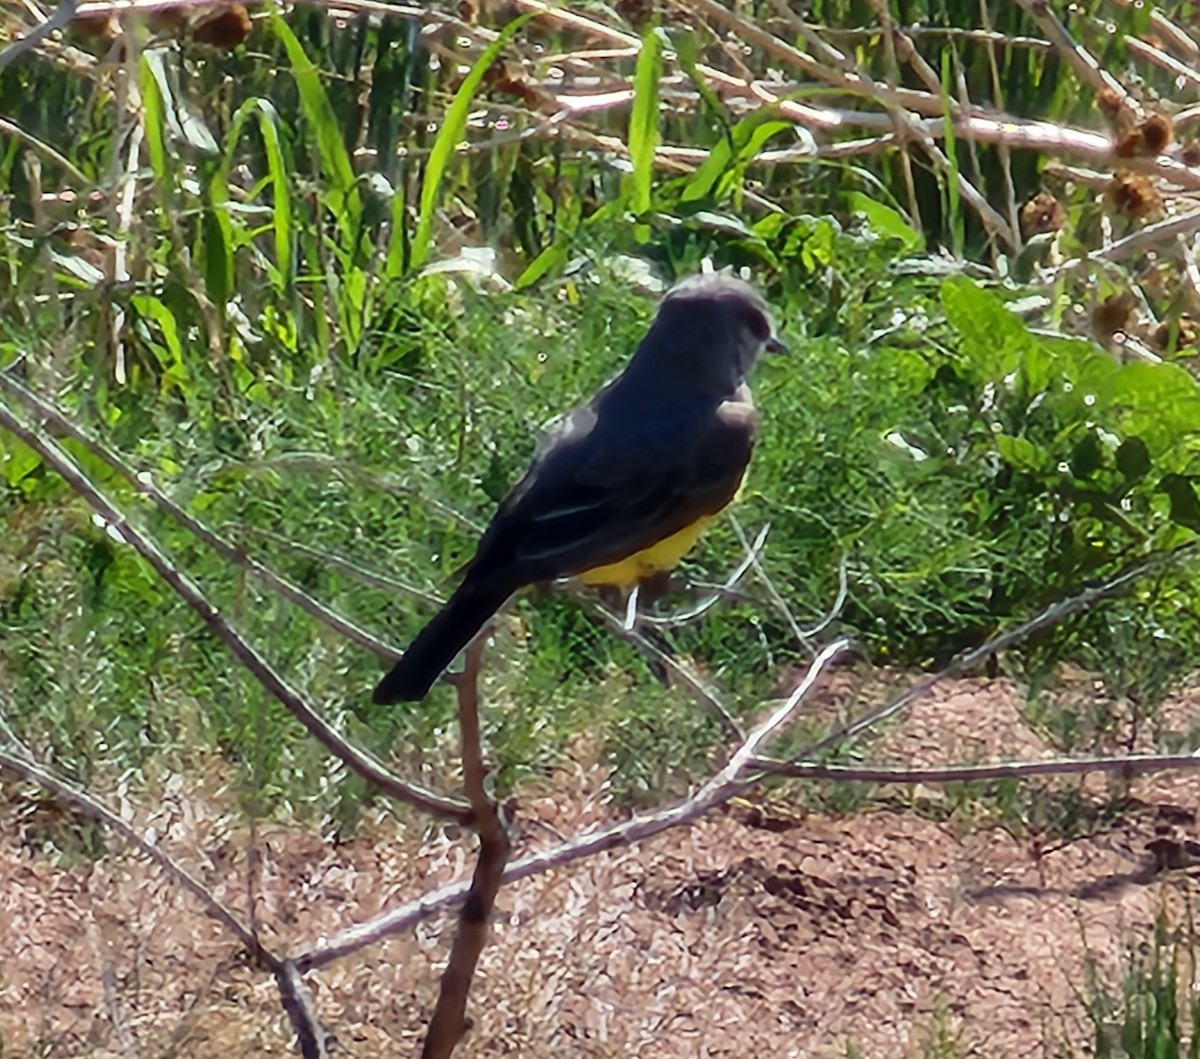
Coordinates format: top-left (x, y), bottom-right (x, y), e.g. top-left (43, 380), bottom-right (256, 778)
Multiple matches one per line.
top-left (585, 599), bottom-right (746, 741)
top-left (638, 522), bottom-right (770, 629)
top-left (237, 527), bottom-right (446, 613)
top-left (792, 541), bottom-right (1200, 761)
top-left (0, 745), bottom-right (266, 960)
top-left (275, 961), bottom-right (330, 1059)
top-left (0, 398), bottom-right (472, 823)
top-left (748, 752), bottom-right (1200, 784)
top-left (422, 640), bottom-right (512, 1059)
top-left (1012, 0), bottom-right (1139, 120)
top-left (0, 373), bottom-right (396, 661)
top-left (296, 638), bottom-right (851, 972)
top-left (0, 0), bottom-right (78, 70)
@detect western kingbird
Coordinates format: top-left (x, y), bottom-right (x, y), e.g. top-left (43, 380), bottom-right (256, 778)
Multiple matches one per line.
top-left (373, 273), bottom-right (784, 704)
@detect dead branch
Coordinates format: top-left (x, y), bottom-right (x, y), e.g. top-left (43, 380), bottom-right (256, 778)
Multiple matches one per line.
top-left (748, 752), bottom-right (1200, 784)
top-left (0, 0), bottom-right (78, 69)
top-left (0, 397), bottom-right (472, 823)
top-left (275, 960), bottom-right (331, 1059)
top-left (421, 639), bottom-right (513, 1059)
top-left (0, 745), bottom-right (264, 957)
top-left (794, 541), bottom-right (1200, 761)
top-left (0, 372), bottom-right (396, 660)
top-left (295, 638), bottom-right (851, 972)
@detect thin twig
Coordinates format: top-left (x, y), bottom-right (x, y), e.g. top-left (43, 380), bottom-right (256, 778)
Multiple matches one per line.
top-left (869, 1), bottom-right (923, 232)
top-left (1013, 0), bottom-right (1138, 120)
top-left (0, 116), bottom-right (90, 186)
top-left (0, 373), bottom-right (396, 660)
top-left (1125, 36), bottom-right (1200, 92)
top-left (0, 745), bottom-right (265, 958)
top-left (638, 522), bottom-right (770, 628)
top-left (0, 399), bottom-right (472, 823)
top-left (585, 598), bottom-right (746, 741)
top-left (296, 639), bottom-right (851, 972)
top-left (766, 0), bottom-right (1015, 248)
top-left (237, 528), bottom-right (446, 612)
top-left (729, 516), bottom-right (812, 649)
top-left (0, 0), bottom-right (78, 69)
top-left (748, 751), bottom-right (1200, 783)
top-left (792, 541), bottom-right (1200, 761)
top-left (422, 640), bottom-right (512, 1059)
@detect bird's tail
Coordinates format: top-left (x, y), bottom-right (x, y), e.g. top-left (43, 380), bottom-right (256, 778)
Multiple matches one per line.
top-left (372, 578), bottom-right (515, 704)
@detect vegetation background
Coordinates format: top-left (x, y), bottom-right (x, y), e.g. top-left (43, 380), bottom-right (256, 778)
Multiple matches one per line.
top-left (3, 0), bottom-right (1200, 1053)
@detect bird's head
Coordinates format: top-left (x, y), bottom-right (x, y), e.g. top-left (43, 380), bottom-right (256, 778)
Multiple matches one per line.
top-left (643, 273), bottom-right (786, 395)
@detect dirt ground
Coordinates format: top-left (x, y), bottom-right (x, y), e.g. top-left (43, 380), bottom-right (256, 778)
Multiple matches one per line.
top-left (3, 675), bottom-right (1200, 1058)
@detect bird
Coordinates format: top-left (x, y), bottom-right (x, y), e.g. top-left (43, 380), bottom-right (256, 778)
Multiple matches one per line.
top-left (372, 272), bottom-right (785, 704)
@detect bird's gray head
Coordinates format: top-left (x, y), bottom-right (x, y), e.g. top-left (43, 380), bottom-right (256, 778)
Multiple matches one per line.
top-left (633, 273), bottom-right (785, 396)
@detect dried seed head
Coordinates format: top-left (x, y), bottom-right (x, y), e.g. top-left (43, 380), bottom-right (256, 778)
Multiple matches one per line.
top-left (1139, 113), bottom-right (1173, 154)
top-left (1019, 191), bottom-right (1066, 237)
top-left (193, 4), bottom-right (251, 49)
top-left (1106, 174), bottom-right (1161, 220)
top-left (1092, 293), bottom-right (1136, 341)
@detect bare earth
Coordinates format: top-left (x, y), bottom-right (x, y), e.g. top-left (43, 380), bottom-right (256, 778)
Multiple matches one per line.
top-left (2, 675), bottom-right (1199, 1058)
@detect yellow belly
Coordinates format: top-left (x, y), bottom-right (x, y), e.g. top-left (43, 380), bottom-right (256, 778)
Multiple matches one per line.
top-left (578, 516), bottom-right (716, 588)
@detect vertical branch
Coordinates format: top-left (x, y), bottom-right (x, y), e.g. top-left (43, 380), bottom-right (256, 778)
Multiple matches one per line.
top-left (421, 637), bottom-right (512, 1059)
top-left (275, 961), bottom-right (330, 1059)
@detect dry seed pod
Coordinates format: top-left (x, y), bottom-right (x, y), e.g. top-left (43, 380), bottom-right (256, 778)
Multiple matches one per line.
top-left (1114, 131), bottom-right (1141, 158)
top-left (71, 13), bottom-right (117, 38)
top-left (1106, 173), bottom-right (1162, 221)
top-left (1096, 86), bottom-right (1135, 138)
top-left (1153, 317), bottom-right (1198, 351)
top-left (1092, 293), bottom-right (1136, 342)
top-left (615, 0), bottom-right (655, 27)
top-left (1139, 113), bottom-right (1173, 154)
top-left (1019, 191), bottom-right (1066, 237)
top-left (192, 3), bottom-right (251, 48)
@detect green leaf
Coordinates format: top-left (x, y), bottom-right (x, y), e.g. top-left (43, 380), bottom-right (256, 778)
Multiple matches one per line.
top-left (996, 434), bottom-right (1047, 474)
top-left (870, 347), bottom-right (936, 397)
top-left (219, 98), bottom-right (294, 292)
top-left (673, 30), bottom-right (729, 131)
top-left (846, 192), bottom-right (923, 252)
top-left (681, 113), bottom-right (792, 206)
top-left (1108, 361), bottom-right (1200, 455)
top-left (627, 25), bottom-right (664, 241)
top-left (1116, 436), bottom-right (1151, 481)
top-left (201, 169), bottom-right (234, 309)
top-left (410, 13), bottom-right (536, 271)
top-left (941, 276), bottom-right (1030, 379)
top-left (516, 195), bottom-right (583, 289)
top-left (252, 100), bottom-right (294, 289)
top-left (1160, 473), bottom-right (1200, 531)
top-left (939, 51), bottom-right (963, 257)
top-left (2, 437), bottom-right (42, 487)
top-left (271, 14), bottom-right (361, 243)
top-left (139, 54), bottom-right (169, 182)
top-left (1069, 431), bottom-right (1104, 480)
top-left (132, 294), bottom-right (185, 368)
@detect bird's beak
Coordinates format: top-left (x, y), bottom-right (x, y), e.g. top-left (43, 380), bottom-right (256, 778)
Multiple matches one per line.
top-left (766, 335), bottom-right (789, 354)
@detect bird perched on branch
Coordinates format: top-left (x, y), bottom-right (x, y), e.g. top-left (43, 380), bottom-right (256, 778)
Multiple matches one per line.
top-left (373, 272), bottom-right (786, 704)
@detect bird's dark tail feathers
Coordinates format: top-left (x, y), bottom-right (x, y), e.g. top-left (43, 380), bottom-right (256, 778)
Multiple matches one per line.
top-left (372, 578), bottom-right (515, 704)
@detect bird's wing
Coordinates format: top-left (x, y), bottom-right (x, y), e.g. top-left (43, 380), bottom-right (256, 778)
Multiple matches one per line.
top-left (468, 391), bottom-right (758, 583)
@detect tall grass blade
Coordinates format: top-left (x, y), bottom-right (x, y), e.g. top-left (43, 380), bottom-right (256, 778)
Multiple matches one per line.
top-left (628, 24), bottom-right (664, 242)
top-left (271, 14), bottom-right (361, 244)
top-left (409, 13), bottom-right (535, 272)
top-left (222, 98), bottom-right (295, 292)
